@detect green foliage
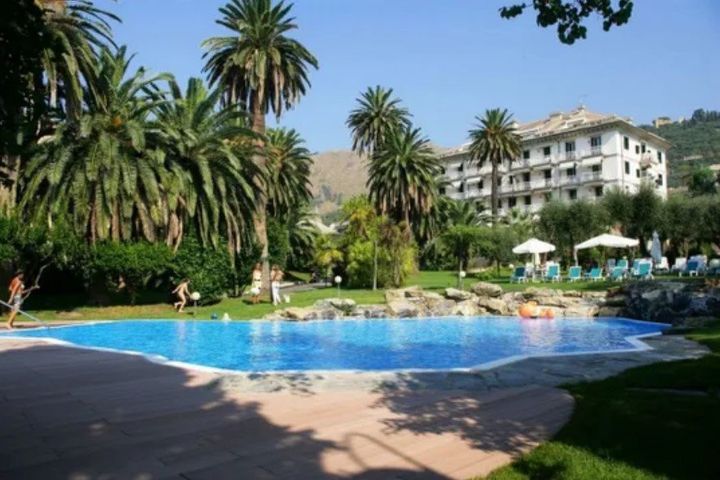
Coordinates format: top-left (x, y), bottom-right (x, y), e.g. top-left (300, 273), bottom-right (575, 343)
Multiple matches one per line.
top-left (688, 167), bottom-right (718, 196)
top-left (441, 224), bottom-right (484, 271)
top-left (644, 110), bottom-right (720, 188)
top-left (367, 126), bottom-right (442, 241)
top-left (537, 200), bottom-right (609, 263)
top-left (265, 128), bottom-right (313, 221)
top-left (346, 86), bottom-right (412, 156)
top-left (477, 226), bottom-right (518, 273)
top-left (266, 217), bottom-right (290, 268)
top-left (202, 0), bottom-right (319, 117)
top-left (500, 0), bottom-right (634, 44)
top-left (172, 236), bottom-right (234, 305)
top-left (468, 108), bottom-right (522, 220)
top-left (91, 242), bottom-right (173, 304)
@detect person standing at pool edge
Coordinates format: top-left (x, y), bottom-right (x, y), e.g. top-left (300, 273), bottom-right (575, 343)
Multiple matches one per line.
top-left (6, 271), bottom-right (25, 329)
top-left (250, 263), bottom-right (263, 304)
top-left (271, 265), bottom-right (284, 306)
top-left (172, 278), bottom-right (191, 313)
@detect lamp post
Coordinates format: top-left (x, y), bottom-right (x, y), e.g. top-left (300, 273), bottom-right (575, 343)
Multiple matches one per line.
top-left (334, 275), bottom-right (342, 296)
top-left (459, 270), bottom-right (466, 290)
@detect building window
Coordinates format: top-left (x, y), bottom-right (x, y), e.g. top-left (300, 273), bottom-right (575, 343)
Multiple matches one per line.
top-left (544, 169), bottom-right (552, 179)
top-left (636, 169), bottom-right (640, 178)
top-left (625, 161), bottom-right (630, 174)
top-left (440, 166), bottom-right (446, 175)
top-left (522, 172), bottom-right (530, 182)
top-left (592, 164), bottom-right (601, 173)
top-left (590, 136), bottom-right (602, 148)
top-left (509, 176), bottom-right (515, 185)
top-left (635, 145), bottom-right (640, 154)
top-left (458, 182), bottom-right (465, 193)
top-left (497, 199), bottom-right (503, 209)
top-left (641, 143), bottom-right (646, 153)
top-left (523, 150), bottom-right (530, 160)
top-left (565, 141), bottom-right (576, 152)
top-left (623, 136), bottom-right (629, 150)
top-left (439, 187), bottom-right (446, 195)
top-left (568, 189), bottom-right (577, 200)
top-left (509, 197), bottom-right (517, 208)
top-left (478, 179), bottom-right (484, 190)
top-left (657, 151), bottom-right (663, 163)
top-left (595, 186), bottom-right (603, 197)
top-left (657, 174), bottom-right (664, 186)
top-left (566, 166), bottom-right (576, 177)
top-left (524, 195), bottom-right (531, 206)
top-left (544, 192), bottom-right (552, 202)
top-left (497, 177), bottom-right (502, 186)
top-left (457, 163), bottom-right (464, 172)
top-left (543, 146), bottom-right (552, 156)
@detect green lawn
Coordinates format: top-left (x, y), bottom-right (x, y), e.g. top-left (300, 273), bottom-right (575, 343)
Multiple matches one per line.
top-left (482, 322), bottom-right (720, 480)
top-left (16, 269), bottom-right (705, 323)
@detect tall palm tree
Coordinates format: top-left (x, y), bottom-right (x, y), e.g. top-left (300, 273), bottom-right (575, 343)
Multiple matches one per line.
top-left (367, 126), bottom-right (442, 229)
top-left (20, 47), bottom-right (167, 243)
top-left (151, 77), bottom-right (261, 254)
top-left (264, 128), bottom-right (313, 221)
top-left (37, 0), bottom-right (119, 119)
top-left (202, 0), bottom-right (318, 291)
top-left (468, 108), bottom-right (522, 222)
top-left (346, 86), bottom-right (412, 156)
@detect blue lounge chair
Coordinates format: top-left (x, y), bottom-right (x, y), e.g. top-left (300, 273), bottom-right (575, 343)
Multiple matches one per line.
top-left (606, 259), bottom-right (616, 271)
top-left (680, 260), bottom-right (700, 277)
top-left (633, 262), bottom-right (653, 280)
top-left (567, 266), bottom-right (582, 282)
top-left (544, 264), bottom-right (560, 282)
top-left (631, 259), bottom-right (640, 275)
top-left (609, 266), bottom-right (625, 281)
top-left (587, 267), bottom-right (603, 281)
top-left (510, 266), bottom-right (527, 283)
top-left (617, 259), bottom-right (628, 270)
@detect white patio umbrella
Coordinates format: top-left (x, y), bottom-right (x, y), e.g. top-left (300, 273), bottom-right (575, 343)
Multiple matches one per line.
top-left (513, 238), bottom-right (556, 266)
top-left (573, 233), bottom-right (639, 265)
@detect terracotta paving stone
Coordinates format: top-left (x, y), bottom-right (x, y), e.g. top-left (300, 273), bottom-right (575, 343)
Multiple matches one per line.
top-left (0, 338), bottom-right (573, 479)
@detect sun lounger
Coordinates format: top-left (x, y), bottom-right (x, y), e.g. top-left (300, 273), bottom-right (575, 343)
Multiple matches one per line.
top-left (544, 264), bottom-right (560, 282)
top-left (510, 266), bottom-right (527, 283)
top-left (567, 266), bottom-right (582, 282)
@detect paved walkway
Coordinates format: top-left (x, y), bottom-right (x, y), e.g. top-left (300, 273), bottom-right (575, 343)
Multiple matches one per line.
top-left (0, 339), bottom-right (573, 480)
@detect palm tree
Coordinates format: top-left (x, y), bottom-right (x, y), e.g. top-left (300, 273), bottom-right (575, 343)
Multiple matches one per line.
top-left (468, 108), bottom-right (522, 222)
top-left (151, 77), bottom-right (261, 254)
top-left (37, 0), bottom-right (119, 119)
top-left (202, 0), bottom-right (318, 291)
top-left (265, 128), bottom-right (313, 221)
top-left (367, 126), bottom-right (443, 228)
top-left (20, 47), bottom-right (167, 243)
top-left (346, 86), bottom-right (412, 156)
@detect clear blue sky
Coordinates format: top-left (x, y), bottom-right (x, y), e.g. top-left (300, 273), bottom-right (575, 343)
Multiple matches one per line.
top-left (99, 0), bottom-right (720, 152)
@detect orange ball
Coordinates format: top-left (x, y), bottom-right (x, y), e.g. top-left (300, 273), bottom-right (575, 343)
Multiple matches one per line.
top-left (518, 303), bottom-right (536, 318)
top-left (542, 308), bottom-right (555, 319)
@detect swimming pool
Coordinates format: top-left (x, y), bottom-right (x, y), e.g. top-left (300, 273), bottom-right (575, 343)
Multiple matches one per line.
top-left (1, 317), bottom-right (667, 372)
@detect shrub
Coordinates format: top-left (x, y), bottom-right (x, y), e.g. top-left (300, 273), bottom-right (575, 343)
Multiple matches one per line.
top-left (171, 236), bottom-right (234, 305)
top-left (91, 242), bottom-right (173, 304)
top-left (267, 217), bottom-right (290, 268)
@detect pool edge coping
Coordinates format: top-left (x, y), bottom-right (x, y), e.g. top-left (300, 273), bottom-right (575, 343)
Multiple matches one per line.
top-left (0, 318), bottom-right (669, 376)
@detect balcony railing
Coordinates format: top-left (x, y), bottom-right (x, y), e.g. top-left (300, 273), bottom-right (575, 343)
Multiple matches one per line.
top-left (564, 151), bottom-right (577, 161)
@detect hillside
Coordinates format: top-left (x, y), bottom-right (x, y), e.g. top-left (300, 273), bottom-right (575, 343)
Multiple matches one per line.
top-left (643, 109), bottom-right (720, 187)
top-left (309, 150), bottom-right (368, 221)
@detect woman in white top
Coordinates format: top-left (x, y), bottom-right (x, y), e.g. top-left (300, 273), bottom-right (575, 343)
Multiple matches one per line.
top-left (270, 265), bottom-right (284, 306)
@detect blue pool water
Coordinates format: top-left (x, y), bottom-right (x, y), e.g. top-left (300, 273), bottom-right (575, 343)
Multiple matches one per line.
top-left (2, 317), bottom-right (667, 372)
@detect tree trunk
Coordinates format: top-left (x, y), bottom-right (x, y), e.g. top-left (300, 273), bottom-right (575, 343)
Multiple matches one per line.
top-left (490, 161), bottom-right (498, 223)
top-left (372, 239), bottom-right (378, 291)
top-left (251, 93), bottom-right (271, 298)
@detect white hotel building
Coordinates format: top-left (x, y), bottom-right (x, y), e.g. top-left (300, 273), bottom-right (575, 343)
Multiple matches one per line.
top-left (439, 107), bottom-right (670, 215)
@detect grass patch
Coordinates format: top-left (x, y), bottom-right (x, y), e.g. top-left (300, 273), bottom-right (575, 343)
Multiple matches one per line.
top-left (483, 323), bottom-right (720, 480)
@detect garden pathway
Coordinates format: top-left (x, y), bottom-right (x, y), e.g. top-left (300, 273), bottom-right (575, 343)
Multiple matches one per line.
top-left (0, 338), bottom-right (573, 480)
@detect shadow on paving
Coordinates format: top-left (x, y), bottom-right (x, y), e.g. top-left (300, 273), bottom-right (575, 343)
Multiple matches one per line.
top-left (0, 343), bottom-right (448, 479)
top-left (371, 373), bottom-right (571, 458)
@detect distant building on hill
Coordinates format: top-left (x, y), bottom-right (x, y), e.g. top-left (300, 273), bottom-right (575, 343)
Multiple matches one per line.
top-left (653, 116), bottom-right (673, 128)
top-left (439, 106), bottom-right (670, 216)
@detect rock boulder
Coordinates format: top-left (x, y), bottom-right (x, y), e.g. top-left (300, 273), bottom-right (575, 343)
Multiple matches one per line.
top-left (471, 282), bottom-right (503, 298)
